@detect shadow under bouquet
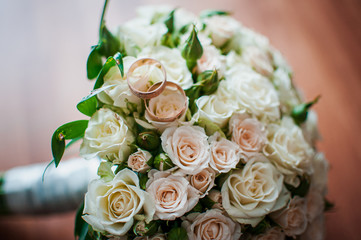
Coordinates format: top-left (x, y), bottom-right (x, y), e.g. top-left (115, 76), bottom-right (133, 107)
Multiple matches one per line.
top-left (51, 1), bottom-right (330, 240)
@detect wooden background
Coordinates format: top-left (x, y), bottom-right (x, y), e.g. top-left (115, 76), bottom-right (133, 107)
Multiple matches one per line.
top-left (0, 0), bottom-right (360, 239)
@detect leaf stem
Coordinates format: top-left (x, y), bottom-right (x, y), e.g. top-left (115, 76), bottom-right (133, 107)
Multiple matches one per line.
top-left (99, 0), bottom-right (109, 37)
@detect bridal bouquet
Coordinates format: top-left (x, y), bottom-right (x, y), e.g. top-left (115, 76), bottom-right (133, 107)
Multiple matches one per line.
top-left (50, 2), bottom-right (330, 240)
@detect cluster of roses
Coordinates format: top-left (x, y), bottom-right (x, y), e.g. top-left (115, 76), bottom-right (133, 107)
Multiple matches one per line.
top-left (71, 5), bottom-right (329, 240)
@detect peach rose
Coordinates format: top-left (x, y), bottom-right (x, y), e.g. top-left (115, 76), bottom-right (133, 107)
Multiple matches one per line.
top-left (128, 148), bottom-right (152, 173)
top-left (229, 114), bottom-right (267, 162)
top-left (252, 227), bottom-right (285, 240)
top-left (208, 190), bottom-right (223, 210)
top-left (161, 126), bottom-right (210, 174)
top-left (270, 196), bottom-right (308, 237)
top-left (209, 132), bottom-right (242, 173)
top-left (189, 168), bottom-right (216, 197)
top-left (146, 170), bottom-right (199, 220)
top-left (182, 209), bottom-right (242, 240)
top-left (197, 45), bottom-right (226, 77)
top-left (242, 45), bottom-right (274, 77)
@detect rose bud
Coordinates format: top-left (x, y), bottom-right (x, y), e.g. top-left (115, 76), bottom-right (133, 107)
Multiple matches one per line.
top-left (197, 69), bottom-right (219, 95)
top-left (136, 131), bottom-right (160, 151)
top-left (133, 220), bottom-right (159, 237)
top-left (291, 95), bottom-right (320, 125)
top-left (153, 153), bottom-right (174, 171)
top-left (181, 25), bottom-right (203, 71)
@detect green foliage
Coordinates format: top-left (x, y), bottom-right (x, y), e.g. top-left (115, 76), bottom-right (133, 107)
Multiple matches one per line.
top-left (94, 54), bottom-right (123, 90)
top-left (51, 120), bottom-right (88, 167)
top-left (133, 220), bottom-right (160, 236)
top-left (138, 172), bottom-right (149, 190)
top-left (200, 10), bottom-right (230, 19)
top-left (168, 227), bottom-right (188, 240)
top-left (154, 153), bottom-right (174, 171)
top-left (86, 0), bottom-right (121, 79)
top-left (196, 70), bottom-right (219, 95)
top-left (291, 95), bottom-right (320, 125)
top-left (74, 202), bottom-right (89, 240)
top-left (196, 117), bottom-right (226, 138)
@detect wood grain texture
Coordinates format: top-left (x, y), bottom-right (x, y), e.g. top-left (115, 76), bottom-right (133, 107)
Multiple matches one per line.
top-left (0, 0), bottom-right (360, 239)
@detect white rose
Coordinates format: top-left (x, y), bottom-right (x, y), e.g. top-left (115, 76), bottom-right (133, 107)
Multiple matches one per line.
top-left (195, 93), bottom-right (239, 129)
top-left (197, 45), bottom-right (226, 77)
top-left (305, 188), bottom-right (324, 223)
top-left (208, 190), bottom-right (223, 210)
top-left (224, 65), bottom-right (280, 121)
top-left (300, 213), bottom-right (325, 240)
top-left (302, 110), bottom-right (321, 146)
top-left (97, 56), bottom-right (141, 112)
top-left (145, 83), bottom-right (188, 132)
top-left (150, 233), bottom-right (166, 240)
top-left (272, 67), bottom-right (300, 113)
top-left (310, 153), bottom-right (329, 195)
top-left (128, 148), bottom-right (152, 173)
top-left (119, 18), bottom-right (167, 53)
top-left (182, 209), bottom-right (242, 240)
top-left (222, 154), bottom-right (290, 226)
top-left (226, 27), bottom-right (270, 54)
top-left (189, 168), bottom-right (216, 197)
top-left (242, 45), bottom-right (273, 77)
top-left (82, 169), bottom-right (155, 236)
top-left (264, 117), bottom-right (314, 187)
top-left (229, 113), bottom-right (267, 161)
top-left (161, 125), bottom-right (210, 174)
top-left (270, 196), bottom-right (308, 237)
top-left (203, 15), bottom-right (241, 47)
top-left (252, 227), bottom-right (285, 240)
top-left (146, 170), bottom-right (199, 220)
top-left (80, 109), bottom-right (134, 164)
top-left (209, 132), bottom-right (242, 173)
top-left (138, 46), bottom-right (193, 89)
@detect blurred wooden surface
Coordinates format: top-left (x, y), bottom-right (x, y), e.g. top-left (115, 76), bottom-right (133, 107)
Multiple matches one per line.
top-left (0, 0), bottom-right (360, 239)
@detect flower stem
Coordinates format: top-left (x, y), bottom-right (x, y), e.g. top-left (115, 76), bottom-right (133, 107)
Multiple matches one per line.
top-left (99, 0), bottom-right (109, 37)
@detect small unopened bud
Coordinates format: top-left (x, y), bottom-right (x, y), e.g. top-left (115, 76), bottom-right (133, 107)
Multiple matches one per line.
top-left (133, 220), bottom-right (159, 237)
top-left (291, 95), bottom-right (320, 125)
top-left (136, 131), bottom-right (160, 151)
top-left (153, 153), bottom-right (174, 171)
top-left (197, 69), bottom-right (219, 95)
top-left (182, 25), bottom-right (203, 70)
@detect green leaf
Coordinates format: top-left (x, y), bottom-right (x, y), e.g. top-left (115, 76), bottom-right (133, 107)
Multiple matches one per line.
top-left (77, 95), bottom-right (98, 117)
top-left (97, 161), bottom-right (114, 182)
top-left (98, 25), bottom-right (121, 57)
top-left (51, 120), bottom-right (89, 167)
top-left (138, 173), bottom-right (149, 190)
top-left (164, 9), bottom-right (175, 33)
top-left (74, 201), bottom-right (88, 240)
top-left (197, 69), bottom-right (219, 95)
top-left (93, 56), bottom-right (118, 90)
top-left (196, 117), bottom-right (226, 138)
top-left (181, 25), bottom-right (203, 70)
top-left (168, 227), bottom-right (188, 240)
top-left (324, 198), bottom-right (335, 212)
top-left (200, 10), bottom-right (230, 19)
top-left (113, 52), bottom-right (124, 77)
top-left (87, 45), bottom-right (103, 79)
top-left (291, 95), bottom-right (320, 125)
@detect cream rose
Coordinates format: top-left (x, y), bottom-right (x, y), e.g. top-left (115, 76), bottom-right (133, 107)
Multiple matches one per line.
top-left (146, 170), bottom-right (199, 220)
top-left (311, 153), bottom-right (329, 195)
top-left (138, 46), bottom-right (193, 89)
top-left (305, 188), bottom-right (324, 223)
top-left (242, 45), bottom-right (274, 77)
top-left (203, 15), bottom-right (241, 47)
top-left (97, 56), bottom-right (141, 113)
top-left (270, 196), bottom-right (308, 237)
top-left (224, 65), bottom-right (280, 121)
top-left (189, 168), bottom-right (216, 197)
top-left (161, 125), bottom-right (210, 174)
top-left (209, 132), bottom-right (242, 173)
top-left (222, 154), bottom-right (290, 226)
top-left (300, 214), bottom-right (325, 240)
top-left (302, 110), bottom-right (321, 146)
top-left (197, 45), bottom-right (226, 77)
top-left (80, 109), bottom-right (134, 164)
top-left (229, 113), bottom-right (267, 161)
top-left (128, 148), bottom-right (152, 173)
top-left (82, 169), bottom-right (155, 236)
top-left (264, 117), bottom-right (314, 187)
top-left (182, 209), bottom-right (242, 240)
top-left (252, 227), bottom-right (285, 240)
